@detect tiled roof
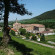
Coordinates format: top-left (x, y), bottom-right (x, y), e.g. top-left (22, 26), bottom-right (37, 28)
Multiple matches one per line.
top-left (21, 24), bottom-right (45, 28)
top-left (42, 31), bottom-right (53, 33)
top-left (11, 28), bottom-right (17, 32)
top-left (13, 22), bottom-right (45, 28)
top-left (31, 24), bottom-right (45, 27)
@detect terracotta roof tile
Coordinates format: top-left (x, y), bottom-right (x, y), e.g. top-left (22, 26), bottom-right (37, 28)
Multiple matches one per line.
top-left (11, 28), bottom-right (17, 32)
top-left (31, 24), bottom-right (45, 27)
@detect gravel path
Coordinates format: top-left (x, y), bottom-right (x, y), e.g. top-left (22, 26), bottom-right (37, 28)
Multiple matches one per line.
top-left (26, 40), bottom-right (55, 49)
top-left (48, 41), bottom-right (55, 44)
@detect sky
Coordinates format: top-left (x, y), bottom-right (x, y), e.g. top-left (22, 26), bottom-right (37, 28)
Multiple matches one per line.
top-left (8, 0), bottom-right (55, 21)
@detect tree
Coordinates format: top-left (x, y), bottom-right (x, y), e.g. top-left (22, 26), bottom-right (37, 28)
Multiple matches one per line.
top-left (11, 30), bottom-right (15, 36)
top-left (40, 34), bottom-right (45, 41)
top-left (19, 28), bottom-right (26, 35)
top-left (25, 32), bottom-right (31, 39)
top-left (31, 33), bottom-right (37, 41)
top-left (0, 0), bottom-right (31, 47)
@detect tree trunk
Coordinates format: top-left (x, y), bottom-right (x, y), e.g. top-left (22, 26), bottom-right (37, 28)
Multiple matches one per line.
top-left (2, 0), bottom-right (11, 47)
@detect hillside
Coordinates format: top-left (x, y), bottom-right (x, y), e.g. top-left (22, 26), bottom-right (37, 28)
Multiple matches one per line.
top-left (33, 9), bottom-right (55, 20)
top-left (0, 10), bottom-right (55, 28)
top-left (19, 9), bottom-right (55, 28)
top-left (19, 9), bottom-right (55, 23)
top-left (0, 32), bottom-right (55, 55)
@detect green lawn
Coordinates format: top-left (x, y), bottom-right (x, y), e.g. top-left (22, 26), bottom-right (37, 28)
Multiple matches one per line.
top-left (11, 36), bottom-right (55, 55)
top-left (0, 32), bottom-right (55, 55)
top-left (45, 35), bottom-right (55, 42)
top-left (0, 31), bottom-right (3, 37)
top-left (38, 35), bottom-right (55, 46)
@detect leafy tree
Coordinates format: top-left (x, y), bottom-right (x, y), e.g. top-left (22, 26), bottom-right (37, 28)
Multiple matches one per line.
top-left (19, 28), bottom-right (26, 35)
top-left (11, 30), bottom-right (15, 36)
top-left (40, 34), bottom-right (45, 41)
top-left (0, 0), bottom-right (31, 47)
top-left (31, 33), bottom-right (37, 41)
top-left (32, 36), bottom-right (37, 41)
top-left (25, 32), bottom-right (31, 39)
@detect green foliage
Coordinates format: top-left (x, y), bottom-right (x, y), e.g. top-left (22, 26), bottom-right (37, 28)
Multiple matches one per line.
top-left (0, 32), bottom-right (55, 55)
top-left (0, 22), bottom-right (4, 27)
top-left (25, 32), bottom-right (31, 39)
top-left (0, 32), bottom-right (3, 37)
top-left (33, 10), bottom-right (55, 20)
top-left (0, 50), bottom-right (7, 55)
top-left (19, 28), bottom-right (26, 35)
top-left (38, 34), bottom-right (41, 38)
top-left (53, 29), bottom-right (55, 33)
top-left (32, 36), bottom-right (37, 41)
top-left (40, 21), bottom-right (55, 28)
top-left (30, 33), bottom-right (37, 41)
top-left (30, 33), bottom-right (35, 37)
top-left (40, 34), bottom-right (45, 41)
top-left (2, 27), bottom-right (4, 32)
top-left (11, 30), bottom-right (15, 36)
top-left (11, 36), bottom-right (55, 55)
top-left (19, 9), bottom-right (55, 29)
top-left (45, 35), bottom-right (55, 42)
top-left (19, 19), bottom-right (39, 24)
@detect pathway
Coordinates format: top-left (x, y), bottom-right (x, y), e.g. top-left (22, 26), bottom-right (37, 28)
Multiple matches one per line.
top-left (48, 41), bottom-right (55, 44)
top-left (26, 40), bottom-right (55, 49)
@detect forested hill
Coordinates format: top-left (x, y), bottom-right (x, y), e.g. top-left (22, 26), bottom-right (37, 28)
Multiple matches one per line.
top-left (32, 9), bottom-right (55, 20)
top-left (0, 10), bottom-right (55, 28)
top-left (19, 9), bottom-right (55, 28)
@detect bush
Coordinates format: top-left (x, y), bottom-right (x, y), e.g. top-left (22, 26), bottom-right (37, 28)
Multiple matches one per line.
top-left (40, 34), bottom-right (45, 41)
top-left (38, 34), bottom-right (41, 38)
top-left (19, 28), bottom-right (26, 35)
top-left (25, 32), bottom-right (31, 39)
top-left (11, 30), bottom-right (15, 36)
top-left (53, 29), bottom-right (55, 33)
top-left (32, 36), bottom-right (37, 41)
top-left (31, 33), bottom-right (37, 41)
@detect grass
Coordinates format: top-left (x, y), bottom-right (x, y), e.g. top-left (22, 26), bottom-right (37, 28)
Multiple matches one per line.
top-left (38, 35), bottom-right (55, 46)
top-left (0, 31), bottom-right (3, 37)
top-left (45, 35), bottom-right (55, 42)
top-left (0, 32), bottom-right (55, 55)
top-left (11, 36), bottom-right (55, 55)
top-left (0, 49), bottom-right (7, 55)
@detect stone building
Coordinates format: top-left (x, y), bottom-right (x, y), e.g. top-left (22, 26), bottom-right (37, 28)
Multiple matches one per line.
top-left (13, 19), bottom-right (45, 34)
top-left (13, 18), bottom-right (21, 32)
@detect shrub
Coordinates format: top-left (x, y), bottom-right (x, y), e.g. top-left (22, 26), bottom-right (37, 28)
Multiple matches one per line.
top-left (37, 34), bottom-right (41, 38)
top-left (31, 33), bottom-right (37, 41)
top-left (40, 34), bottom-right (45, 41)
top-left (25, 32), bottom-right (31, 39)
top-left (19, 28), bottom-right (26, 35)
top-left (53, 29), bottom-right (55, 33)
top-left (11, 30), bottom-right (15, 36)
top-left (32, 36), bottom-right (37, 41)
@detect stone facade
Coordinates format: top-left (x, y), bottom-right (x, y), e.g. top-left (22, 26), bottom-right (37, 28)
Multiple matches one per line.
top-left (13, 19), bottom-right (45, 33)
top-left (13, 18), bottom-right (21, 32)
top-left (13, 23), bottom-right (21, 32)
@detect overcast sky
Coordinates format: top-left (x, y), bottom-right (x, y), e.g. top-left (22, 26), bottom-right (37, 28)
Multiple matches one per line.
top-left (8, 0), bottom-right (55, 21)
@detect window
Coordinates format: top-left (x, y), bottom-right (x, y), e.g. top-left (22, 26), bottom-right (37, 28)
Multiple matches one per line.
top-left (34, 26), bottom-right (39, 31)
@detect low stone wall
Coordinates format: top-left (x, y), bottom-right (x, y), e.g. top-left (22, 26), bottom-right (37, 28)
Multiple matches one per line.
top-left (44, 33), bottom-right (55, 35)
